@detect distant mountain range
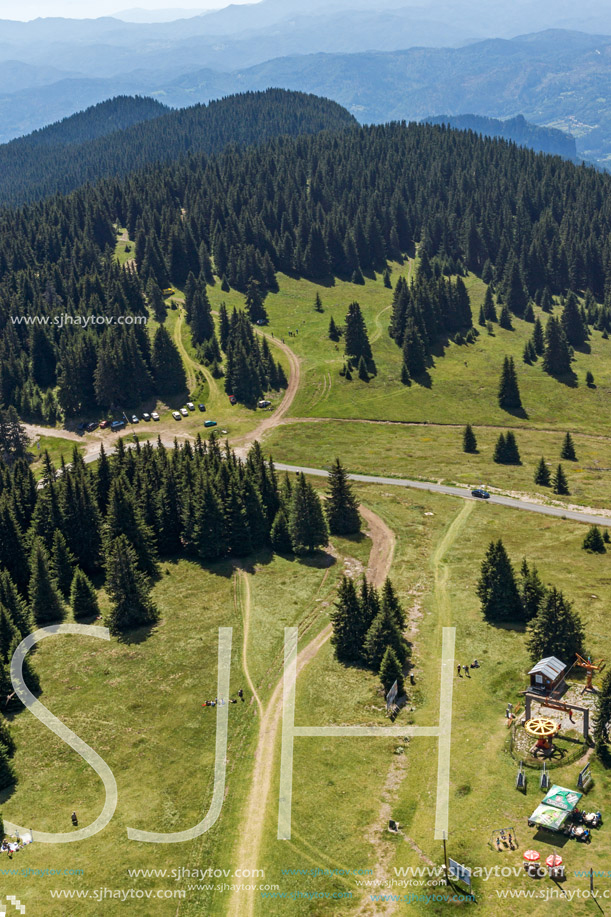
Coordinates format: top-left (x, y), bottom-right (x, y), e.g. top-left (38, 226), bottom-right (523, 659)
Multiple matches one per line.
top-left (1, 6), bottom-right (611, 164)
top-left (0, 90), bottom-right (356, 206)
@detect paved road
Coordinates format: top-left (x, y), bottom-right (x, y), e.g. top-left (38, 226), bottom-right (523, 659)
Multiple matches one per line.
top-left (274, 463), bottom-right (611, 527)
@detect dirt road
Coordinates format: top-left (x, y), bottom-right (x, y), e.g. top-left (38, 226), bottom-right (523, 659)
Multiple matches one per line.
top-left (227, 503), bottom-right (394, 917)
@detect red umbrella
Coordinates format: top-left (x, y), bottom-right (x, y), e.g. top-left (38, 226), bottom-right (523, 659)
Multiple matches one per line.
top-left (546, 854), bottom-right (563, 867)
top-left (523, 850), bottom-right (540, 862)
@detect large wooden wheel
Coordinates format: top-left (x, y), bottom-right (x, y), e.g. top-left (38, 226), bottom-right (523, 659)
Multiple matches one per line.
top-left (524, 717), bottom-right (559, 738)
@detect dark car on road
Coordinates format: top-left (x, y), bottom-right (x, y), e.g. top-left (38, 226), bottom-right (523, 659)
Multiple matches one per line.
top-left (471, 488), bottom-right (490, 499)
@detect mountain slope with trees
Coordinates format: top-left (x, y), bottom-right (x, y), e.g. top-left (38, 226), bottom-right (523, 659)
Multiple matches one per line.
top-left (0, 89), bottom-right (357, 206)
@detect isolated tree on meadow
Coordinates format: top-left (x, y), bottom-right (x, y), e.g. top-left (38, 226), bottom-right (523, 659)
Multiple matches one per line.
top-left (534, 457), bottom-right (551, 487)
top-left (560, 432), bottom-right (577, 461)
top-left (583, 526), bottom-right (606, 554)
top-left (463, 424), bottom-right (477, 453)
top-left (552, 464), bottom-right (570, 495)
top-left (325, 459), bottom-right (361, 535)
top-left (498, 356), bottom-right (522, 410)
top-left (344, 302), bottom-right (373, 368)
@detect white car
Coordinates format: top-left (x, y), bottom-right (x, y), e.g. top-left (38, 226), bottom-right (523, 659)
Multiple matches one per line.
top-left (186, 402), bottom-right (195, 411)
top-left (172, 411), bottom-right (181, 420)
top-left (180, 407), bottom-right (189, 417)
top-left (151, 412), bottom-right (160, 421)
top-left (258, 400), bottom-right (271, 408)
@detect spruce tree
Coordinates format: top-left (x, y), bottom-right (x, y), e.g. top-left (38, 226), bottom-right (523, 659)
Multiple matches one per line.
top-left (562, 292), bottom-right (588, 347)
top-left (50, 529), bottom-right (75, 599)
top-left (29, 538), bottom-right (64, 624)
top-left (363, 604), bottom-right (409, 671)
top-left (476, 540), bottom-right (524, 622)
top-left (533, 317), bottom-right (545, 354)
top-left (344, 302), bottom-right (373, 368)
top-left (151, 326), bottom-right (187, 396)
top-left (526, 588), bottom-right (585, 662)
top-left (328, 316), bottom-right (340, 341)
top-left (498, 356), bottom-right (522, 410)
top-left (105, 477), bottom-right (158, 575)
top-left (483, 285), bottom-right (497, 322)
top-left (560, 432), bottom-right (577, 461)
top-left (71, 569), bottom-right (100, 620)
top-left (288, 474), bottom-right (329, 555)
top-left (463, 424), bottom-right (477, 453)
top-left (105, 535), bottom-right (158, 635)
top-left (358, 356), bottom-right (369, 381)
top-left (379, 646), bottom-right (405, 696)
top-left (0, 571), bottom-right (32, 638)
top-left (534, 457), bottom-right (551, 487)
top-left (519, 559), bottom-right (547, 622)
top-left (583, 526), bottom-right (606, 554)
top-left (245, 279), bottom-right (267, 324)
top-left (381, 578), bottom-right (406, 630)
top-left (504, 257), bottom-right (528, 316)
top-left (499, 305), bottom-right (512, 329)
top-left (586, 370), bottom-right (595, 388)
top-left (543, 316), bottom-right (572, 376)
top-left (270, 509), bottom-right (293, 554)
top-left (503, 431), bottom-right (521, 464)
top-left (493, 433), bottom-right (507, 464)
top-left (552, 464), bottom-right (570, 495)
top-left (331, 576), bottom-right (366, 664)
top-left (314, 292), bottom-right (323, 312)
top-left (325, 459), bottom-right (361, 535)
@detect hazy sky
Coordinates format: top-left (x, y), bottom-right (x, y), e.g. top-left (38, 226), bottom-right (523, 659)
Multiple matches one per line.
top-left (0, 0), bottom-right (255, 19)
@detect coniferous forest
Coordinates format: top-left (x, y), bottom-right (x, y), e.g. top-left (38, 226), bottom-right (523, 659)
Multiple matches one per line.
top-left (3, 117), bottom-right (611, 421)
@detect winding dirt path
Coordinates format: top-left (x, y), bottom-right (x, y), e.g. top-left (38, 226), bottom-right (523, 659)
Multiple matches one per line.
top-left (234, 568), bottom-right (263, 716)
top-left (227, 503), bottom-right (394, 917)
top-left (236, 330), bottom-right (301, 449)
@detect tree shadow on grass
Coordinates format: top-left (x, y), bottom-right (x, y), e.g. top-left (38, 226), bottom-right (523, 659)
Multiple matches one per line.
top-left (115, 622), bottom-right (157, 646)
top-left (0, 783), bottom-right (16, 806)
top-left (501, 405), bottom-right (530, 420)
top-left (549, 369), bottom-right (579, 389)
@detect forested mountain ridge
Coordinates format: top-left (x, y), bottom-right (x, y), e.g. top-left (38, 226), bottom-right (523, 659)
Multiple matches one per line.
top-left (8, 96), bottom-right (168, 149)
top-left (424, 115), bottom-right (578, 161)
top-left (2, 121), bottom-right (611, 425)
top-left (0, 90), bottom-right (357, 207)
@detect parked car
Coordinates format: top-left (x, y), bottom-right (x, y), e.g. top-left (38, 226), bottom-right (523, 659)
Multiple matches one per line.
top-left (229, 395), bottom-right (237, 405)
top-left (204, 420), bottom-right (217, 428)
top-left (471, 489), bottom-right (490, 499)
top-left (198, 403), bottom-right (206, 412)
top-left (110, 420), bottom-right (126, 431)
top-left (151, 411), bottom-right (160, 421)
top-left (256, 319), bottom-right (266, 326)
top-left (186, 402), bottom-right (195, 411)
top-left (172, 411), bottom-right (181, 420)
top-left (99, 420), bottom-right (110, 429)
top-left (86, 422), bottom-right (98, 432)
top-left (77, 421), bottom-right (87, 432)
top-left (131, 415), bottom-right (139, 424)
top-left (180, 407), bottom-right (189, 417)
top-left (258, 399), bottom-right (271, 408)
top-left (142, 412), bottom-right (151, 421)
